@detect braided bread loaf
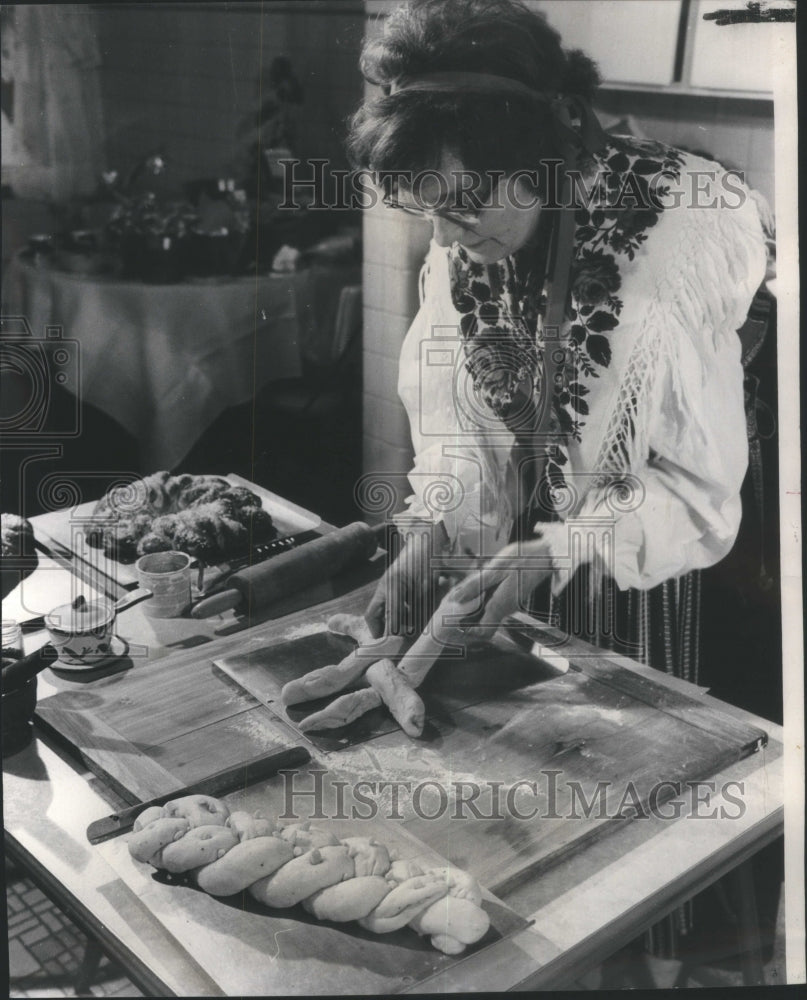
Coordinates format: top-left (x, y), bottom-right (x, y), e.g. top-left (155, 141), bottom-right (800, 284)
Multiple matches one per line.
top-left (128, 794), bottom-right (490, 955)
top-left (86, 472), bottom-right (277, 564)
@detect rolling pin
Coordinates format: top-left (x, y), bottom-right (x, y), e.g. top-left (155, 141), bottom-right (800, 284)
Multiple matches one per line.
top-left (191, 521), bottom-right (379, 618)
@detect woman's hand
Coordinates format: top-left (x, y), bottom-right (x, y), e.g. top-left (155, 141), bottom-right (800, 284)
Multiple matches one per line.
top-left (282, 536), bottom-right (556, 740)
top-left (451, 535), bottom-right (555, 625)
top-left (364, 522), bottom-right (452, 640)
top-left (394, 535), bottom-right (556, 688)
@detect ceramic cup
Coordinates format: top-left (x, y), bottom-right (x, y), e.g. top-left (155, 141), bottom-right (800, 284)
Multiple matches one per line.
top-left (43, 589), bottom-right (152, 665)
top-left (45, 599), bottom-right (117, 665)
top-left (135, 551), bottom-right (193, 618)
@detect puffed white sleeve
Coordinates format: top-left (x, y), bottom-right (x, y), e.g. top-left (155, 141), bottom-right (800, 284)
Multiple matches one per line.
top-left (395, 242), bottom-right (513, 552)
top-left (544, 186), bottom-right (768, 592)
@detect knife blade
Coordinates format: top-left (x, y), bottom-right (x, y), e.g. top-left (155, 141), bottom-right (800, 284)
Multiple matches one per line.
top-left (230, 529), bottom-right (322, 570)
top-left (199, 529), bottom-right (322, 595)
top-left (86, 745), bottom-right (311, 844)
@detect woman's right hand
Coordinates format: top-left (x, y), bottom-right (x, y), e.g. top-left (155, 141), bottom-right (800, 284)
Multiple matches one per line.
top-left (364, 522), bottom-right (451, 640)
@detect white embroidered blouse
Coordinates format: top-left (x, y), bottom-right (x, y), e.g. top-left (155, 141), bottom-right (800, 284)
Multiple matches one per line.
top-left (396, 144), bottom-right (768, 593)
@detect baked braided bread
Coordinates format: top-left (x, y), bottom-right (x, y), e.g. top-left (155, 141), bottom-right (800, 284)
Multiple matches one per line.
top-left (85, 471), bottom-right (277, 564)
top-left (128, 794), bottom-right (490, 955)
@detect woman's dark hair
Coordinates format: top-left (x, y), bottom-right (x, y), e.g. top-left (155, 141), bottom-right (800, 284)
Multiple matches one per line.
top-left (346, 0), bottom-right (600, 187)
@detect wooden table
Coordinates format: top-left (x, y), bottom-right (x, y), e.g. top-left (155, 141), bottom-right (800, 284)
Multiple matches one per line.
top-left (3, 515), bottom-right (785, 994)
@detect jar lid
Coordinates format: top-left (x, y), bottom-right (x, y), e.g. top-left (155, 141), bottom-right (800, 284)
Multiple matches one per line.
top-left (45, 600), bottom-right (113, 633)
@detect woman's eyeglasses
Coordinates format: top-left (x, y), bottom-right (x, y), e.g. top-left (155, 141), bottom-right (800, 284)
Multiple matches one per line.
top-left (382, 197), bottom-right (483, 230)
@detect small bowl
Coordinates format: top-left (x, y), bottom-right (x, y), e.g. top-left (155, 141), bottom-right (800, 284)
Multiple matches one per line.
top-left (1, 674), bottom-right (38, 756)
top-left (44, 599), bottom-right (116, 666)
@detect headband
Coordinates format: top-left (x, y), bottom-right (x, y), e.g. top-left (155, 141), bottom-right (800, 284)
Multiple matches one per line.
top-left (389, 71), bottom-right (558, 105)
top-left (387, 71), bottom-right (609, 155)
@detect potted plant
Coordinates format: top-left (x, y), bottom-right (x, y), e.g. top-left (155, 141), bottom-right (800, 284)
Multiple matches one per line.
top-left (106, 192), bottom-right (198, 283)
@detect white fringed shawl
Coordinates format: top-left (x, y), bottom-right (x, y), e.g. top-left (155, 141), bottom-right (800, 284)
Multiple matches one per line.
top-left (397, 142), bottom-right (768, 591)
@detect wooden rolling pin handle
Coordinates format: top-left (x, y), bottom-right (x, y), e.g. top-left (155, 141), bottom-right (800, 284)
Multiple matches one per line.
top-left (190, 588), bottom-right (241, 619)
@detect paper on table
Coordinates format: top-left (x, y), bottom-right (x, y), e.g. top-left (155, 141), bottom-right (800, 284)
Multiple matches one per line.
top-left (1, 556), bottom-right (103, 623)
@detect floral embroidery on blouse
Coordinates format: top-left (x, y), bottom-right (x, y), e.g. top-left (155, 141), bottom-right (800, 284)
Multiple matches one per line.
top-left (447, 135), bottom-right (685, 518)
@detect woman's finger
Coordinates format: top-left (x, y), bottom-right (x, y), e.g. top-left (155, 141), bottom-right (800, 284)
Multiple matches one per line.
top-left (449, 565), bottom-right (509, 606)
top-left (473, 564), bottom-right (553, 631)
top-left (364, 585), bottom-right (387, 639)
top-left (366, 659), bottom-right (426, 737)
top-left (478, 573), bottom-right (521, 626)
top-left (329, 613), bottom-right (374, 645)
top-left (395, 593), bottom-right (478, 688)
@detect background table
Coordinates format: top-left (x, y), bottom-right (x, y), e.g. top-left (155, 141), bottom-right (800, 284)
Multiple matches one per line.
top-left (4, 256), bottom-right (356, 470)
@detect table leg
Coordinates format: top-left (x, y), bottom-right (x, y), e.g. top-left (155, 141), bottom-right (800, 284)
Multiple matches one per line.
top-left (5, 834), bottom-right (173, 997)
top-left (73, 937), bottom-right (104, 996)
top-left (735, 858), bottom-right (765, 986)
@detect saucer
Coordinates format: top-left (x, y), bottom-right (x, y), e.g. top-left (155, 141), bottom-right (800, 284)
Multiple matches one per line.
top-left (50, 635), bottom-right (129, 673)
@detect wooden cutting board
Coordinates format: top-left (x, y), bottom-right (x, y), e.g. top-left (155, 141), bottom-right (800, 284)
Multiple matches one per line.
top-left (396, 658), bottom-right (767, 895)
top-left (96, 765), bottom-right (533, 996)
top-left (34, 474), bottom-right (321, 592)
top-left (212, 595), bottom-right (768, 896)
top-left (35, 581), bottom-right (767, 900)
top-left (34, 632), bottom-right (304, 804)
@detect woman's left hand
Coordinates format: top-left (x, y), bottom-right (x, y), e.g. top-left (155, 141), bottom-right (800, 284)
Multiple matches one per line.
top-left (394, 535), bottom-right (556, 689)
top-left (280, 536), bottom-right (555, 738)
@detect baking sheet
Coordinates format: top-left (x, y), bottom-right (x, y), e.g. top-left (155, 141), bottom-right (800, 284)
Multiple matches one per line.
top-left (95, 767), bottom-right (530, 996)
top-left (215, 629), bottom-right (561, 751)
top-left (34, 473), bottom-right (321, 590)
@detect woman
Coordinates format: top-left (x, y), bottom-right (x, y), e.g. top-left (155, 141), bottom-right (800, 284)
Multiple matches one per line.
top-left (285, 0), bottom-right (768, 716)
top-left (279, 0), bottom-right (773, 959)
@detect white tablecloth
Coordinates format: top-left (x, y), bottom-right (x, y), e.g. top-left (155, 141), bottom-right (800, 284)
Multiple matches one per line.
top-left (4, 258), bottom-right (347, 469)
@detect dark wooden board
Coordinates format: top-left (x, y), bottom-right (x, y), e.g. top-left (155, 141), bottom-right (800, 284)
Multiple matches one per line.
top-left (97, 765), bottom-right (532, 997)
top-left (215, 629), bottom-right (561, 751)
top-left (34, 633), bottom-right (295, 804)
top-left (34, 580), bottom-right (767, 901)
top-left (398, 666), bottom-right (766, 895)
top-left (507, 617), bottom-right (768, 750)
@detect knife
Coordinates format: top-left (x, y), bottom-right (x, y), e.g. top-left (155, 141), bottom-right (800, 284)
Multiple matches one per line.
top-left (199, 529), bottom-right (322, 595)
top-left (86, 745), bottom-right (311, 844)
top-left (227, 529), bottom-right (322, 571)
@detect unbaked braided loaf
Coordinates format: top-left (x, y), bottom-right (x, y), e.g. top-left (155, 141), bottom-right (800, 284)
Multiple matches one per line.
top-left (128, 794), bottom-right (490, 955)
top-left (86, 472), bottom-right (277, 563)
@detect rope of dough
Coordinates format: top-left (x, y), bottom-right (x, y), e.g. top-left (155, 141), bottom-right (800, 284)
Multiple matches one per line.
top-left (365, 658), bottom-right (425, 737)
top-left (281, 633), bottom-right (406, 706)
top-left (298, 687), bottom-right (383, 731)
